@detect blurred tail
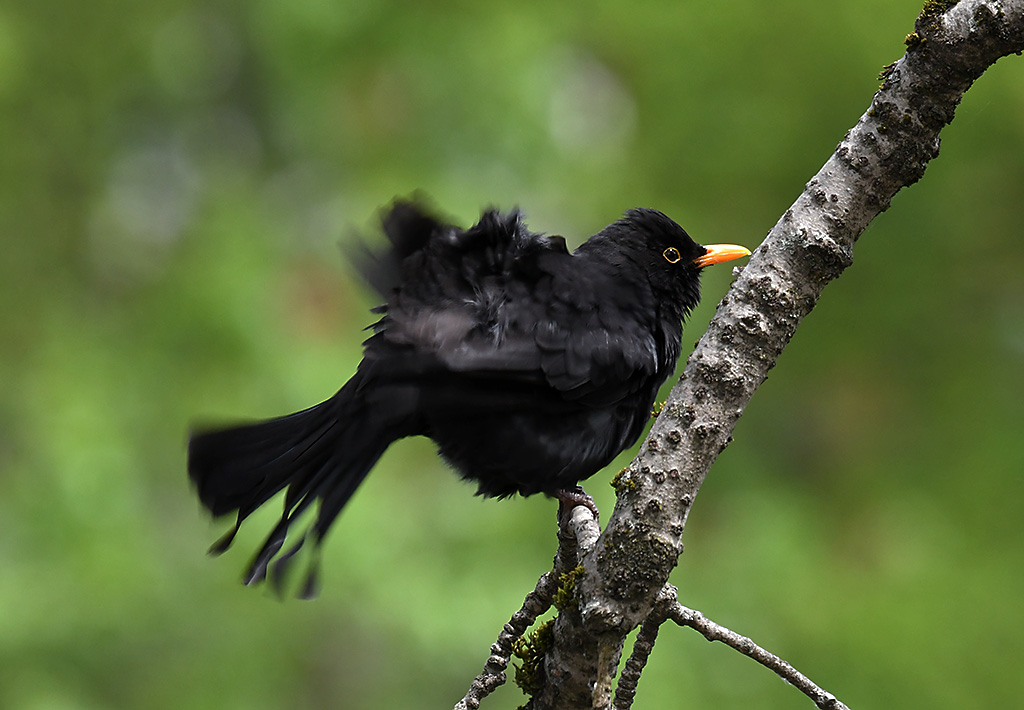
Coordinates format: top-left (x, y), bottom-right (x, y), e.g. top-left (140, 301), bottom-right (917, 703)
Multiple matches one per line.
top-left (188, 373), bottom-right (395, 597)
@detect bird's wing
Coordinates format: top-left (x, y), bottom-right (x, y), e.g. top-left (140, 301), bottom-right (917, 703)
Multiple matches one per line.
top-left (378, 270), bottom-right (661, 407)
top-left (354, 199), bottom-right (450, 300)
top-left (364, 200), bottom-right (566, 376)
top-left (356, 199), bottom-right (569, 302)
top-left (364, 201), bottom-right (662, 407)
top-left (530, 268), bottom-right (662, 405)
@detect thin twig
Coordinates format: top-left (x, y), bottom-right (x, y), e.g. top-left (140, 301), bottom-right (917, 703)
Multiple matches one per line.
top-left (668, 598), bottom-right (851, 710)
top-left (612, 586), bottom-right (675, 710)
top-left (453, 570), bottom-right (558, 710)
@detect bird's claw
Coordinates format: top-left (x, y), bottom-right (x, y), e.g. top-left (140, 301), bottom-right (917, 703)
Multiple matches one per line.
top-left (555, 485), bottom-right (600, 527)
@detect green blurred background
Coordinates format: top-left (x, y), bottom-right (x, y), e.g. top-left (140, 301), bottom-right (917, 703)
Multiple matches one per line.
top-left (2, 0), bottom-right (1022, 708)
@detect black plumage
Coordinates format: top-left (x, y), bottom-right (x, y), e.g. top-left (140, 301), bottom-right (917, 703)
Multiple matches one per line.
top-left (188, 200), bottom-right (749, 595)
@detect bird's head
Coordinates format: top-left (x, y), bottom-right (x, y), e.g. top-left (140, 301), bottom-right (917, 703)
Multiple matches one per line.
top-left (602, 208), bottom-right (750, 318)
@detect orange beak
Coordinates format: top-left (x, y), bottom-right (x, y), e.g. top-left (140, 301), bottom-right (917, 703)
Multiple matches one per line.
top-left (693, 244), bottom-right (752, 268)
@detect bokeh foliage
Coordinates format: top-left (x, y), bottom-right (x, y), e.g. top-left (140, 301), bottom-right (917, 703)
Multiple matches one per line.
top-left (1, 1), bottom-right (1022, 708)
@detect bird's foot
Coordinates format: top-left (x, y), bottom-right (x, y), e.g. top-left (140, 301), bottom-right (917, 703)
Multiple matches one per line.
top-left (555, 485), bottom-right (600, 526)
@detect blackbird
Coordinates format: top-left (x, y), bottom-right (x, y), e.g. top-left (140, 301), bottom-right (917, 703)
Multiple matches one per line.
top-left (188, 200), bottom-right (750, 595)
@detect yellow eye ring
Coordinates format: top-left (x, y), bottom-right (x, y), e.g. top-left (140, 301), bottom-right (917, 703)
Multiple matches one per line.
top-left (663, 247), bottom-right (682, 264)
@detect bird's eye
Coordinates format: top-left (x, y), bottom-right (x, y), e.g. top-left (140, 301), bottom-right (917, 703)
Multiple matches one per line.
top-left (663, 247), bottom-right (682, 264)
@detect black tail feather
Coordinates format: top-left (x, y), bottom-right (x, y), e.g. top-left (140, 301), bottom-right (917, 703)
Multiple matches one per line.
top-left (269, 533), bottom-right (307, 595)
top-left (208, 518), bottom-right (241, 555)
top-left (244, 516), bottom-right (289, 586)
top-left (188, 375), bottom-right (395, 595)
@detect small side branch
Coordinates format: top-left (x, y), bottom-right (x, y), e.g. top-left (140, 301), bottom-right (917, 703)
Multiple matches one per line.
top-left (611, 583), bottom-right (852, 710)
top-left (667, 598), bottom-right (850, 710)
top-left (453, 570), bottom-right (559, 710)
top-left (612, 586), bottom-right (675, 710)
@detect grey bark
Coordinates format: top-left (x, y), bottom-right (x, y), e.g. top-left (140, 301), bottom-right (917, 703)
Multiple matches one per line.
top-left (527, 2), bottom-right (1024, 708)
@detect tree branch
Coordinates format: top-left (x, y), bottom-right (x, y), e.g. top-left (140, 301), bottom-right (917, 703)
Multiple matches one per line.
top-left (526, 2), bottom-right (1024, 708)
top-left (611, 585), bottom-right (675, 710)
top-left (667, 597), bottom-right (850, 710)
top-left (610, 583), bottom-right (851, 710)
top-left (453, 569), bottom-right (559, 710)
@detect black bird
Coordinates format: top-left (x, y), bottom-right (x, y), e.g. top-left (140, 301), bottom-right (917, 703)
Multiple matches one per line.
top-left (188, 200), bottom-right (750, 595)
